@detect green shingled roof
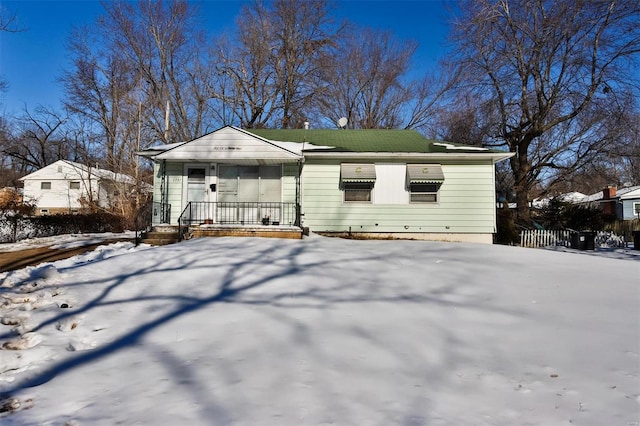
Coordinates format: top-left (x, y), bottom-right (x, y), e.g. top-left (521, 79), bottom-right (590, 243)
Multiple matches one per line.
top-left (247, 129), bottom-right (484, 153)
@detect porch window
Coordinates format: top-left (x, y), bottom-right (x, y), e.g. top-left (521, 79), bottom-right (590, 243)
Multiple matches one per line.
top-left (340, 163), bottom-right (376, 204)
top-left (218, 165), bottom-right (282, 203)
top-left (216, 165), bottom-right (283, 224)
top-left (41, 182), bottom-right (51, 190)
top-left (406, 164), bottom-right (444, 203)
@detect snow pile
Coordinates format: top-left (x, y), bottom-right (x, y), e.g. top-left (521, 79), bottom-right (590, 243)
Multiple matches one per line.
top-left (0, 231), bottom-right (136, 252)
top-left (0, 236), bottom-right (638, 425)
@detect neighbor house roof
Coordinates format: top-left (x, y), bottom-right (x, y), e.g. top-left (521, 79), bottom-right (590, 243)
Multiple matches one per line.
top-left (582, 185), bottom-right (640, 203)
top-left (19, 160), bottom-right (139, 186)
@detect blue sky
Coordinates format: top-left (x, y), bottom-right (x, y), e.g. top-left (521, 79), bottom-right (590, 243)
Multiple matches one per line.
top-left (0, 0), bottom-right (452, 117)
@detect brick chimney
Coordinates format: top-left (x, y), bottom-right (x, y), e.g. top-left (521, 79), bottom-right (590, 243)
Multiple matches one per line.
top-left (603, 185), bottom-right (617, 200)
top-left (602, 185), bottom-right (617, 216)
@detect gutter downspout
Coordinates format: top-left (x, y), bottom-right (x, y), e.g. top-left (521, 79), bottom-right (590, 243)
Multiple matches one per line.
top-left (295, 158), bottom-right (303, 227)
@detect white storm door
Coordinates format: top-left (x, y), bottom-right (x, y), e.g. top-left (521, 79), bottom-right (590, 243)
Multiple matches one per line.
top-left (187, 167), bottom-right (207, 202)
top-left (183, 165), bottom-right (210, 221)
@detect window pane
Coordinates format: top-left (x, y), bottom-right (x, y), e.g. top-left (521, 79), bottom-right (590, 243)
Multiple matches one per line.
top-left (69, 181), bottom-right (80, 189)
top-left (345, 189), bottom-right (371, 202)
top-left (41, 182), bottom-right (51, 190)
top-left (344, 182), bottom-right (373, 202)
top-left (410, 183), bottom-right (438, 193)
top-left (410, 193), bottom-right (437, 203)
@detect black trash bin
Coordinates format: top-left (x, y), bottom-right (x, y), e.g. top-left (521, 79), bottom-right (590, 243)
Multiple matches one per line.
top-left (571, 231), bottom-right (596, 250)
top-left (633, 231), bottom-right (640, 251)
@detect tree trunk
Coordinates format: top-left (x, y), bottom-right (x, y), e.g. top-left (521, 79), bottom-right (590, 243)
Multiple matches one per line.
top-left (512, 144), bottom-right (532, 225)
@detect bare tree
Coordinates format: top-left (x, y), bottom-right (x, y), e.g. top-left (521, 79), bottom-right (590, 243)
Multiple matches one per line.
top-left (62, 0), bottom-right (216, 167)
top-left (313, 28), bottom-right (415, 129)
top-left (211, 27), bottom-right (279, 128)
top-left (1, 107), bottom-right (70, 171)
top-left (447, 0), bottom-right (640, 223)
top-left (0, 4), bottom-right (24, 32)
top-left (214, 0), bottom-right (339, 129)
top-left (310, 26), bottom-right (451, 132)
top-left (62, 29), bottom-right (138, 172)
top-left (104, 0), bottom-right (216, 142)
top-left (0, 5), bottom-right (25, 100)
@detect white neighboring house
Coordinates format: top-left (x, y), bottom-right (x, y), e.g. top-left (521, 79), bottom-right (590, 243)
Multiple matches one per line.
top-left (19, 160), bottom-right (139, 215)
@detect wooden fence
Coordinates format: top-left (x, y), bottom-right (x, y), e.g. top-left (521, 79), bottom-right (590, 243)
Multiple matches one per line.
top-left (520, 230), bottom-right (627, 249)
top-left (520, 230), bottom-right (572, 248)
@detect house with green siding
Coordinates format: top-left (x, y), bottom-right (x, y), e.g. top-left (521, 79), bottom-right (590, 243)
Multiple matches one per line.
top-left (138, 126), bottom-right (513, 243)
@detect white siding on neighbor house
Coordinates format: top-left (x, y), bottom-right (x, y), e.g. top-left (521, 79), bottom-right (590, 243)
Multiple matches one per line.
top-left (22, 162), bottom-right (105, 211)
top-left (301, 160), bottom-right (497, 234)
top-left (23, 179), bottom-right (86, 210)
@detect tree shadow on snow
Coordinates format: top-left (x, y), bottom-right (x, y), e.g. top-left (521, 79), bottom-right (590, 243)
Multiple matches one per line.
top-left (0, 237), bottom-right (527, 423)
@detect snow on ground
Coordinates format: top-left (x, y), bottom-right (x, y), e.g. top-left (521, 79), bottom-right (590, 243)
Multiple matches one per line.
top-left (0, 231), bottom-right (137, 252)
top-left (0, 235), bottom-right (638, 425)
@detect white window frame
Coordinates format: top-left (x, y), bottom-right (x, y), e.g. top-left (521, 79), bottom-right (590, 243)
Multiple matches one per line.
top-left (69, 181), bottom-right (81, 190)
top-left (41, 181), bottom-right (52, 190)
top-left (633, 202), bottom-right (640, 216)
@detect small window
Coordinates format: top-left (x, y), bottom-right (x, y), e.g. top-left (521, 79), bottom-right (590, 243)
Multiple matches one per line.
top-left (41, 182), bottom-right (51, 190)
top-left (634, 202), bottom-right (640, 216)
top-left (344, 182), bottom-right (373, 203)
top-left (69, 181), bottom-right (81, 190)
top-left (410, 183), bottom-right (440, 203)
top-left (40, 209), bottom-right (49, 215)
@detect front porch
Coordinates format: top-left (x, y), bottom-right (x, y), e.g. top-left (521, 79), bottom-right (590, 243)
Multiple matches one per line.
top-left (144, 201), bottom-right (303, 244)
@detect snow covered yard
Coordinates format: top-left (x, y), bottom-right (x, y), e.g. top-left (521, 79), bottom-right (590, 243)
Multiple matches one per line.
top-left (0, 235), bottom-right (638, 425)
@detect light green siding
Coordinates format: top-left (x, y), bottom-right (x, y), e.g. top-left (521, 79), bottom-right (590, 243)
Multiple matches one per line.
top-left (152, 162), bottom-right (183, 224)
top-left (301, 160), bottom-right (497, 234)
top-left (282, 164), bottom-right (299, 204)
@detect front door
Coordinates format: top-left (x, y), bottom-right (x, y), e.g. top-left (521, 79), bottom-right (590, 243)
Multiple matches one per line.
top-left (187, 167), bottom-right (207, 203)
top-left (184, 164), bottom-right (214, 222)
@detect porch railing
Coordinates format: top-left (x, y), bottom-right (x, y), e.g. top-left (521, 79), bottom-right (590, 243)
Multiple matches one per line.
top-left (178, 201), bottom-right (298, 231)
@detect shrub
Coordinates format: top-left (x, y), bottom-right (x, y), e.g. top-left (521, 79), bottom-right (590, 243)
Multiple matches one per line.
top-left (495, 203), bottom-right (519, 245)
top-left (536, 198), bottom-right (608, 231)
top-left (0, 212), bottom-right (126, 243)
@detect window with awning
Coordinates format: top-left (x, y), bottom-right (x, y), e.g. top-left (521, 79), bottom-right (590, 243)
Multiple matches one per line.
top-left (407, 164), bottom-right (443, 203)
top-left (406, 164), bottom-right (444, 184)
top-left (341, 163), bottom-right (376, 203)
top-left (340, 163), bottom-right (377, 183)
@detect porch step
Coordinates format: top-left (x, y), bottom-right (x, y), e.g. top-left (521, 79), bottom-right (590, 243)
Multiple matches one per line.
top-left (141, 225), bottom-right (181, 245)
